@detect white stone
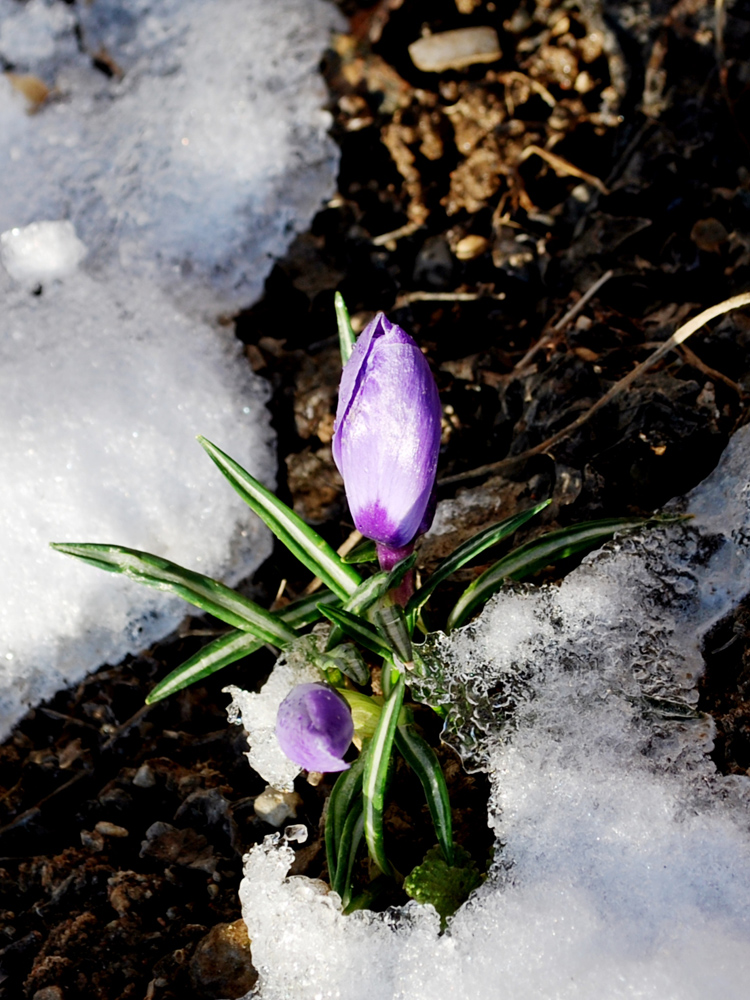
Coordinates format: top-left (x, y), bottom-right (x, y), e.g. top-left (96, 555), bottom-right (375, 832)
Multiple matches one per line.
top-left (254, 787), bottom-right (302, 828)
top-left (408, 27), bottom-right (501, 74)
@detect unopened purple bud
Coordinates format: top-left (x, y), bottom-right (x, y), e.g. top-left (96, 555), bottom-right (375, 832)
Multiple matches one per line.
top-left (276, 683), bottom-right (354, 774)
top-left (332, 313), bottom-right (441, 552)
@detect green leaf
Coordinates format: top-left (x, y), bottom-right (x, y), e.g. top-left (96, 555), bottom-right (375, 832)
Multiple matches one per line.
top-left (146, 629), bottom-right (263, 704)
top-left (404, 845), bottom-right (482, 927)
top-left (395, 725), bottom-right (453, 865)
top-left (374, 602), bottom-right (413, 665)
top-left (342, 538), bottom-right (378, 564)
top-left (448, 516), bottom-right (651, 630)
top-left (333, 803), bottom-right (365, 908)
top-left (335, 291), bottom-right (356, 365)
top-left (146, 589), bottom-right (341, 704)
top-left (362, 673), bottom-right (405, 876)
top-left (51, 542), bottom-right (297, 645)
top-left (326, 750), bottom-right (367, 885)
top-left (198, 437), bottom-right (361, 599)
top-left (280, 588), bottom-right (342, 626)
top-left (325, 643), bottom-right (370, 686)
top-left (407, 500), bottom-right (550, 616)
top-left (319, 605), bottom-right (393, 659)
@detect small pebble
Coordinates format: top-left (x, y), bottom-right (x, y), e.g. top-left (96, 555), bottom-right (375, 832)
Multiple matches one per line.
top-left (455, 234), bottom-right (489, 260)
top-left (409, 27), bottom-right (501, 74)
top-left (189, 920), bottom-right (257, 998)
top-left (133, 764), bottom-right (156, 788)
top-left (33, 987), bottom-right (65, 1000)
top-left (253, 786), bottom-right (302, 827)
top-left (80, 829), bottom-right (104, 851)
top-left (95, 821), bottom-right (129, 838)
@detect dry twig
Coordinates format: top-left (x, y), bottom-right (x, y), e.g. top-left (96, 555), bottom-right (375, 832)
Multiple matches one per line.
top-left (440, 292), bottom-right (750, 486)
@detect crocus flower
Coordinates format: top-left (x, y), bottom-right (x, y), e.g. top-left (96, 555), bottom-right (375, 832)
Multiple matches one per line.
top-left (332, 313), bottom-right (441, 570)
top-left (276, 683), bottom-right (354, 773)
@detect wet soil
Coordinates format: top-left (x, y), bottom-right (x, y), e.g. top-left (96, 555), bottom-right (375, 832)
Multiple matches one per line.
top-left (3, 1), bottom-right (750, 997)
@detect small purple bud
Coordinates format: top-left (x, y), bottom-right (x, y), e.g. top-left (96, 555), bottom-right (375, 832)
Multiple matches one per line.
top-left (276, 683), bottom-right (354, 774)
top-left (332, 313), bottom-right (441, 553)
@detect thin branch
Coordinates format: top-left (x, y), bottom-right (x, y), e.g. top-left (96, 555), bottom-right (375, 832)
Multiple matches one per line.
top-left (395, 289), bottom-right (507, 307)
top-left (515, 269), bottom-right (614, 372)
top-left (440, 292), bottom-right (750, 486)
top-left (518, 145), bottom-right (610, 195)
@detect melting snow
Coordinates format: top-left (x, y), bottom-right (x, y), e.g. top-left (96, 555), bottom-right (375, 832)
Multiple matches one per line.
top-left (0, 0), bottom-right (342, 738)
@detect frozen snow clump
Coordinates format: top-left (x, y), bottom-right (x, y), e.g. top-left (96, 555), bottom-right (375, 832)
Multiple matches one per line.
top-left (0, 244), bottom-right (275, 741)
top-left (0, 220), bottom-right (87, 283)
top-left (0, 0), bottom-right (342, 313)
top-left (239, 427), bottom-right (750, 1000)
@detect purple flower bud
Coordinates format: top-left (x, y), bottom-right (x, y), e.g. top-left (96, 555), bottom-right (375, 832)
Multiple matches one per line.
top-left (332, 313), bottom-right (441, 554)
top-left (276, 683), bottom-right (354, 774)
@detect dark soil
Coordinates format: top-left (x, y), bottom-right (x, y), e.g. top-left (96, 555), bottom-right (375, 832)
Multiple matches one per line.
top-left (3, 1), bottom-right (750, 997)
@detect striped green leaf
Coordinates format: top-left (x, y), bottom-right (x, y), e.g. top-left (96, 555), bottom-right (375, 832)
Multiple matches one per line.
top-left (335, 291), bottom-right (356, 365)
top-left (448, 516), bottom-right (651, 630)
top-left (406, 500), bottom-right (550, 616)
top-left (319, 605), bottom-right (392, 659)
top-left (333, 804), bottom-right (365, 909)
top-left (147, 629), bottom-right (264, 704)
top-left (395, 725), bottom-right (453, 865)
top-left (326, 750), bottom-right (367, 885)
top-left (50, 542), bottom-right (296, 645)
top-left (146, 589), bottom-right (341, 703)
top-left (198, 437), bottom-right (361, 599)
top-left (362, 672), bottom-right (405, 876)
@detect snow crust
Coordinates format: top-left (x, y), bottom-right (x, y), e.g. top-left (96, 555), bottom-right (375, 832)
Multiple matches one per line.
top-left (239, 426), bottom-right (750, 1000)
top-left (0, 0), bottom-right (342, 313)
top-left (0, 251), bottom-right (275, 739)
top-left (0, 0), bottom-right (342, 737)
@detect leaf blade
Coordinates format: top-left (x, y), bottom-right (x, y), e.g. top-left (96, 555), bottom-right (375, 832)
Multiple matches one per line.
top-left (447, 516), bottom-right (652, 630)
top-left (198, 437), bottom-right (361, 599)
top-left (407, 500), bottom-right (550, 616)
top-left (51, 542), bottom-right (296, 645)
top-left (395, 724), bottom-right (453, 865)
top-left (362, 673), bottom-right (405, 875)
top-left (146, 629), bottom-right (263, 704)
top-left (319, 605), bottom-right (393, 659)
top-left (146, 590), bottom-right (342, 703)
top-left (335, 291), bottom-right (356, 365)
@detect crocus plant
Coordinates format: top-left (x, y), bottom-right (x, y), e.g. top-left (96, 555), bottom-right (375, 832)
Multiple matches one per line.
top-left (52, 294), bottom-right (663, 918)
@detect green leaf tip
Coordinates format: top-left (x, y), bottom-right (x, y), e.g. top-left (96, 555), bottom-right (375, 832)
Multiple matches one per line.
top-left (335, 291), bottom-right (356, 365)
top-left (50, 541), bottom-right (296, 646)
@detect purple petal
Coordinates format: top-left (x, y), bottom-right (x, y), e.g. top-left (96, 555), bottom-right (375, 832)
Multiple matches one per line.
top-left (276, 683), bottom-right (353, 774)
top-left (333, 319), bottom-right (441, 549)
